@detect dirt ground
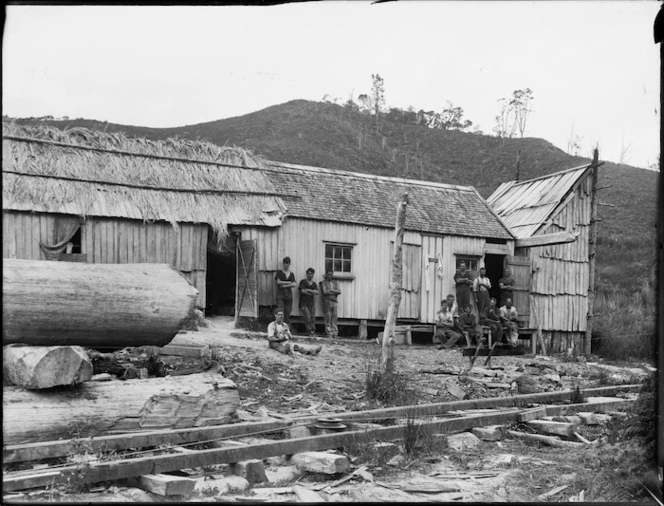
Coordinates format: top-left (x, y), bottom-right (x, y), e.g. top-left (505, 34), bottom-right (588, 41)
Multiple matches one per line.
top-left (6, 316), bottom-right (657, 503)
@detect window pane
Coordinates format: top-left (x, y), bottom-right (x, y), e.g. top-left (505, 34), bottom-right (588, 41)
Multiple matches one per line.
top-left (342, 260), bottom-right (351, 272)
top-left (334, 260), bottom-right (342, 271)
top-left (325, 260), bottom-right (333, 272)
top-left (341, 248), bottom-right (349, 260)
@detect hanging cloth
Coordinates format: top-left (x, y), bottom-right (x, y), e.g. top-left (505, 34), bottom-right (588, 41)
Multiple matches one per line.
top-left (436, 252), bottom-right (444, 279)
top-left (40, 217), bottom-right (81, 260)
top-left (425, 262), bottom-right (431, 292)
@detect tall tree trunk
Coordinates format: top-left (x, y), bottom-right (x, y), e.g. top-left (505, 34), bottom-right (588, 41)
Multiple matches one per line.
top-left (585, 148), bottom-right (600, 356)
top-left (381, 193), bottom-right (409, 374)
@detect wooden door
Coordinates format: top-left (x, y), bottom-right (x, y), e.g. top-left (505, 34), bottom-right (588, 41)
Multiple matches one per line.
top-left (235, 239), bottom-right (258, 319)
top-left (390, 242), bottom-right (422, 319)
top-left (504, 255), bottom-right (531, 326)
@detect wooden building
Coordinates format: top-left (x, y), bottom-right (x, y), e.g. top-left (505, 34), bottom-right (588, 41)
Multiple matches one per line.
top-left (2, 122), bottom-right (285, 311)
top-left (487, 164), bottom-right (594, 353)
top-left (235, 161), bottom-right (515, 335)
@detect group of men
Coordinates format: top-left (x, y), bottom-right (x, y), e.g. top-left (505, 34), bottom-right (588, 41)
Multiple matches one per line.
top-left (268, 256), bottom-right (342, 356)
top-left (436, 262), bottom-right (520, 349)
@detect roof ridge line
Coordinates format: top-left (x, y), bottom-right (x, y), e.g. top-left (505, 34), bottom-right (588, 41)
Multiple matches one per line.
top-left (504, 163), bottom-right (592, 186)
top-left (266, 160), bottom-right (476, 192)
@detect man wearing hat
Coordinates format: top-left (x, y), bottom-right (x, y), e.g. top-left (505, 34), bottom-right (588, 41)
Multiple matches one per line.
top-left (275, 256), bottom-right (297, 325)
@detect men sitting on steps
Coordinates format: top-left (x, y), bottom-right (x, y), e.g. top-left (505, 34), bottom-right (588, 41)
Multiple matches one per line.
top-left (499, 298), bottom-right (520, 347)
top-left (485, 297), bottom-right (503, 345)
top-left (458, 305), bottom-right (486, 347)
top-left (267, 309), bottom-right (322, 356)
top-left (435, 294), bottom-right (462, 349)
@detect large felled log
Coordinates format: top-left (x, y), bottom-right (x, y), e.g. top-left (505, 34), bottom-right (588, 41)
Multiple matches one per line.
top-left (3, 345), bottom-right (93, 389)
top-left (3, 259), bottom-right (198, 349)
top-left (3, 372), bottom-right (239, 445)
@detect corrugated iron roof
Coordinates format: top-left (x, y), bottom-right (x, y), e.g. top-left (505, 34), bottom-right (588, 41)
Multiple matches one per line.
top-left (486, 164), bottom-right (591, 238)
top-left (264, 161), bottom-right (513, 240)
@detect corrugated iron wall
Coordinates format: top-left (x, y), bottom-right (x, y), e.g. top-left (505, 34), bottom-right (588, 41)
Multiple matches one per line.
top-left (2, 211), bottom-right (207, 308)
top-left (523, 175), bottom-right (592, 334)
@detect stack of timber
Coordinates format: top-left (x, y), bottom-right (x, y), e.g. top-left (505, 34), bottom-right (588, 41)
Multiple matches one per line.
top-left (2, 259), bottom-right (243, 447)
top-left (3, 259), bottom-right (199, 349)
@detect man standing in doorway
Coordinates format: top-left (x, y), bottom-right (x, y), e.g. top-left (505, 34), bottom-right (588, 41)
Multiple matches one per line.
top-left (298, 268), bottom-right (319, 337)
top-left (454, 261), bottom-right (473, 312)
top-left (499, 268), bottom-right (516, 308)
top-left (320, 270), bottom-right (341, 338)
top-left (473, 266), bottom-right (492, 322)
top-left (500, 297), bottom-right (520, 347)
top-left (275, 256), bottom-right (296, 326)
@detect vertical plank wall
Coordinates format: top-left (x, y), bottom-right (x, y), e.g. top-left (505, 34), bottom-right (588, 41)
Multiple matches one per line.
top-left (239, 219), bottom-right (422, 321)
top-left (520, 175), bottom-right (592, 352)
top-left (239, 218), bottom-right (514, 324)
top-left (2, 211), bottom-right (207, 309)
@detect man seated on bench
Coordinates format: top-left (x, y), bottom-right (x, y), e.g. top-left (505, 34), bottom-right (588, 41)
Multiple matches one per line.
top-left (458, 305), bottom-right (486, 347)
top-left (435, 294), bottom-right (462, 349)
top-left (499, 298), bottom-right (520, 347)
top-left (267, 309), bottom-right (322, 356)
top-left (485, 297), bottom-right (503, 345)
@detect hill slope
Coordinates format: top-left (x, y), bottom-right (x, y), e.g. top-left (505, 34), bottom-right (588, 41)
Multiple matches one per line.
top-left (8, 100), bottom-right (658, 294)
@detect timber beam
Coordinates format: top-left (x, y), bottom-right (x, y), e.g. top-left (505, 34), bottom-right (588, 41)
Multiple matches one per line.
top-left (3, 411), bottom-right (521, 492)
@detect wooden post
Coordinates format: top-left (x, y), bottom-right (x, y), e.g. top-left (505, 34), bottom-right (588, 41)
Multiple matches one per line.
top-left (585, 148), bottom-right (600, 356)
top-left (515, 149), bottom-right (521, 182)
top-left (381, 193), bottom-right (409, 374)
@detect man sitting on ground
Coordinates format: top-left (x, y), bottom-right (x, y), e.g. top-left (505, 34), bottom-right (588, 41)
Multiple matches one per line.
top-left (267, 309), bottom-right (322, 356)
top-left (458, 306), bottom-right (486, 347)
top-left (435, 294), bottom-right (462, 349)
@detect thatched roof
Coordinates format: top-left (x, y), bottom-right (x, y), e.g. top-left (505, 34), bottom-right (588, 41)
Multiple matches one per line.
top-left (2, 121), bottom-right (286, 244)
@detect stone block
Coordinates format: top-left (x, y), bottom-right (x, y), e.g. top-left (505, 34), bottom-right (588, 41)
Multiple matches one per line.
top-left (291, 451), bottom-right (350, 474)
top-left (193, 475), bottom-right (249, 495)
top-left (264, 465), bottom-right (303, 485)
top-left (445, 432), bottom-right (481, 451)
top-left (231, 459), bottom-right (267, 484)
top-left (471, 425), bottom-right (505, 441)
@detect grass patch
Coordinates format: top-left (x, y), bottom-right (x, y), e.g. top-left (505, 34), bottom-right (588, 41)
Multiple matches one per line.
top-left (363, 347), bottom-right (419, 407)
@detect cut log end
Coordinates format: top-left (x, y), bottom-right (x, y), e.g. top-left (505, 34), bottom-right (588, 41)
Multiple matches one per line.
top-left (3, 345), bottom-right (93, 389)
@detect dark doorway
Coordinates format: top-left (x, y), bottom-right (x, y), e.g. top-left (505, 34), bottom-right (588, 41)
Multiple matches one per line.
top-left (206, 239), bottom-right (237, 317)
top-left (483, 254), bottom-right (505, 303)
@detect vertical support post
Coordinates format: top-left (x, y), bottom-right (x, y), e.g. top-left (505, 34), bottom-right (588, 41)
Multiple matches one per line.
top-left (584, 148), bottom-right (600, 357)
top-left (515, 149), bottom-right (521, 182)
top-left (382, 193), bottom-right (409, 374)
top-left (359, 319), bottom-right (368, 340)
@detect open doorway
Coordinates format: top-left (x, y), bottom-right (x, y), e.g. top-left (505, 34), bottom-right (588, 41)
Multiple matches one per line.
top-left (205, 233), bottom-right (237, 317)
top-left (483, 254), bottom-right (505, 303)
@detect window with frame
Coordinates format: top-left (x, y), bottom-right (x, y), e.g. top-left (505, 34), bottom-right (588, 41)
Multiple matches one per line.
top-left (325, 243), bottom-right (353, 274)
top-left (455, 256), bottom-right (479, 274)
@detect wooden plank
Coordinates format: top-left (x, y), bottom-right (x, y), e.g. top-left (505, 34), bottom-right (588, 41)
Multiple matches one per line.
top-left (527, 420), bottom-right (578, 437)
top-left (507, 430), bottom-right (584, 449)
top-left (3, 412), bottom-right (522, 491)
top-left (118, 221), bottom-right (127, 264)
top-left (288, 384), bottom-right (641, 423)
top-left (138, 474), bottom-right (196, 496)
top-left (3, 419), bottom-right (290, 464)
top-left (292, 485), bottom-right (326, 502)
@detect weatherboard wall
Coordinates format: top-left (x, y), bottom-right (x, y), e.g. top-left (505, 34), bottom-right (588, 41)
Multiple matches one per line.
top-left (2, 211), bottom-right (207, 308)
top-left (237, 217), bottom-right (514, 324)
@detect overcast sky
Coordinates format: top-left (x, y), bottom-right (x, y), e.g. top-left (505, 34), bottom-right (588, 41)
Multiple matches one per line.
top-left (3, 2), bottom-right (660, 169)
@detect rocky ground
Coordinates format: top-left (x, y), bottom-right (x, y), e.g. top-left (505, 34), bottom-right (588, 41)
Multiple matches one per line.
top-left (4, 316), bottom-right (658, 503)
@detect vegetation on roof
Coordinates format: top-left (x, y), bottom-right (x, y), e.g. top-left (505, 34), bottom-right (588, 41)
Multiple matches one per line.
top-left (2, 121), bottom-right (286, 246)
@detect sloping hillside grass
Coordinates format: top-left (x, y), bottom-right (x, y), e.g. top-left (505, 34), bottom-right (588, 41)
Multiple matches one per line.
top-left (8, 101), bottom-right (658, 359)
